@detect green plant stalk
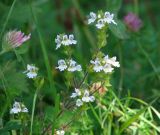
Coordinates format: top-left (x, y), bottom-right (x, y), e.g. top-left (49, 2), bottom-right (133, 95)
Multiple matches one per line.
top-left (28, 2), bottom-right (59, 128)
top-left (118, 42), bottom-right (124, 97)
top-left (107, 114), bottom-right (113, 135)
top-left (0, 0), bottom-right (17, 41)
top-left (30, 89), bottom-right (38, 135)
top-left (134, 0), bottom-right (139, 14)
top-left (89, 103), bottom-right (102, 128)
top-left (28, 0), bottom-right (56, 96)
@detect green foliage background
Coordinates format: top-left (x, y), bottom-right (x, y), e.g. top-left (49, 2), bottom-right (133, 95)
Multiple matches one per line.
top-left (0, 0), bottom-right (160, 134)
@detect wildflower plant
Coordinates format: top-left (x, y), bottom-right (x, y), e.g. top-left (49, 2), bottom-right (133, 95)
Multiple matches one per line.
top-left (0, 2), bottom-right (160, 135)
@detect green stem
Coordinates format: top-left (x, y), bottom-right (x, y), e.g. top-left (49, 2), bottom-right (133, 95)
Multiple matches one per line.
top-left (30, 89), bottom-right (38, 135)
top-left (118, 42), bottom-right (123, 97)
top-left (134, 0), bottom-right (139, 15)
top-left (28, 0), bottom-right (56, 97)
top-left (0, 0), bottom-right (17, 40)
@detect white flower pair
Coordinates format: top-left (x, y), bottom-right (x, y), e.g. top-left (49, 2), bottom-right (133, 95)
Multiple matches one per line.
top-left (70, 88), bottom-right (95, 107)
top-left (10, 101), bottom-right (28, 114)
top-left (55, 34), bottom-right (77, 49)
top-left (90, 55), bottom-right (120, 73)
top-left (56, 59), bottom-right (82, 72)
top-left (56, 130), bottom-right (65, 135)
top-left (88, 11), bottom-right (117, 29)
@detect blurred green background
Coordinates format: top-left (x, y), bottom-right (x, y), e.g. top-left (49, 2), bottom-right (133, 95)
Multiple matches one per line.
top-left (0, 0), bottom-right (160, 110)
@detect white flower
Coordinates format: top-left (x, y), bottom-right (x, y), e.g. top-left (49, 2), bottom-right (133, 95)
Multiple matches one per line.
top-left (67, 59), bottom-right (82, 72)
top-left (89, 96), bottom-right (95, 102)
top-left (10, 101), bottom-right (28, 114)
top-left (88, 12), bottom-right (97, 24)
top-left (104, 55), bottom-right (120, 67)
top-left (21, 108), bottom-right (28, 113)
top-left (103, 64), bottom-right (114, 73)
top-left (90, 55), bottom-right (120, 73)
top-left (56, 59), bottom-right (67, 71)
top-left (69, 34), bottom-right (77, 44)
top-left (82, 90), bottom-right (94, 103)
top-left (56, 130), bottom-right (65, 135)
top-left (61, 35), bottom-right (70, 46)
top-left (24, 64), bottom-right (38, 79)
top-left (104, 12), bottom-right (117, 25)
top-left (55, 34), bottom-right (77, 49)
top-left (95, 19), bottom-right (105, 29)
top-left (10, 102), bottom-right (21, 114)
top-left (87, 11), bottom-right (117, 29)
top-left (55, 35), bottom-right (62, 49)
top-left (26, 72), bottom-right (37, 79)
top-left (70, 88), bottom-right (81, 98)
top-left (56, 59), bottom-right (82, 72)
top-left (90, 58), bottom-right (103, 72)
top-left (76, 99), bottom-right (83, 107)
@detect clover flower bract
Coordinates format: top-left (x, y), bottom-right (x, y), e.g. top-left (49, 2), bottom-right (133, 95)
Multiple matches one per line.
top-left (10, 101), bottom-right (28, 114)
top-left (2, 30), bottom-right (31, 51)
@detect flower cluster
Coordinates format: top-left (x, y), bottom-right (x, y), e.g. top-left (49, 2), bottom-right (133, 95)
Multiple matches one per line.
top-left (10, 101), bottom-right (28, 114)
top-left (70, 88), bottom-right (95, 107)
top-left (55, 34), bottom-right (77, 49)
top-left (56, 130), bottom-right (65, 135)
top-left (3, 30), bottom-right (31, 50)
top-left (123, 12), bottom-right (142, 32)
top-left (24, 64), bottom-right (38, 78)
top-left (88, 11), bottom-right (117, 29)
top-left (56, 59), bottom-right (82, 72)
top-left (90, 55), bottom-right (120, 73)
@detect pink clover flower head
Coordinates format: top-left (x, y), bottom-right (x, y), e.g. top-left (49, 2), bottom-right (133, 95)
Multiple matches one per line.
top-left (3, 30), bottom-right (31, 50)
top-left (124, 12), bottom-right (143, 32)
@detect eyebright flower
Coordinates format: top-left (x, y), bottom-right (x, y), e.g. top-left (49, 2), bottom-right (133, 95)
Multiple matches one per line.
top-left (56, 60), bottom-right (67, 71)
top-left (67, 59), bottom-right (82, 72)
top-left (10, 101), bottom-right (28, 114)
top-left (56, 130), bottom-right (65, 135)
top-left (56, 59), bottom-right (82, 72)
top-left (70, 88), bottom-right (95, 107)
top-left (104, 55), bottom-right (120, 67)
top-left (82, 90), bottom-right (95, 102)
top-left (123, 12), bottom-right (142, 32)
top-left (104, 12), bottom-right (117, 24)
top-left (55, 34), bottom-right (77, 49)
top-left (2, 30), bottom-right (31, 51)
top-left (24, 64), bottom-right (38, 79)
top-left (90, 58), bottom-right (103, 72)
top-left (90, 55), bottom-right (120, 73)
top-left (76, 99), bottom-right (83, 107)
top-left (88, 11), bottom-right (117, 29)
top-left (88, 12), bottom-right (97, 24)
top-left (70, 88), bottom-right (81, 98)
